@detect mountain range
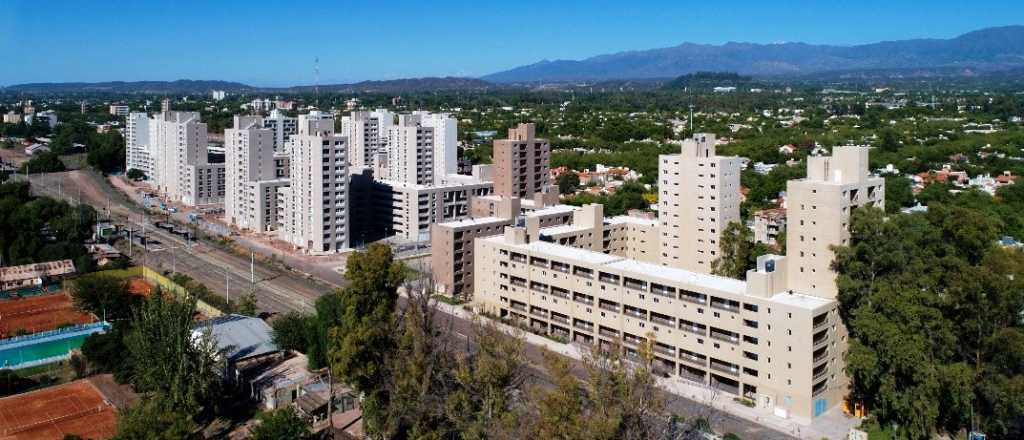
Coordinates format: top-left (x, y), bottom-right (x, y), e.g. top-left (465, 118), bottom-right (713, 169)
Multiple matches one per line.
top-left (483, 26), bottom-right (1024, 82)
top-left (1, 77), bottom-right (497, 95)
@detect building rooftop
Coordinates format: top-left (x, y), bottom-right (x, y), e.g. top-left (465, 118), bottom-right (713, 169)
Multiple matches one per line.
top-left (527, 204), bottom-right (578, 217)
top-left (193, 314), bottom-right (278, 363)
top-left (605, 258), bottom-right (747, 296)
top-left (440, 216), bottom-right (509, 228)
top-left (510, 239), bottom-right (624, 266)
top-left (604, 215), bottom-right (658, 226)
top-left (765, 290), bottom-right (833, 310)
top-left (538, 224), bottom-right (589, 237)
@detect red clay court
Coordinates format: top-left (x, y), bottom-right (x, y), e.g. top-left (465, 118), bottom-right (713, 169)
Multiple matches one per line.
top-left (0, 293), bottom-right (95, 338)
top-left (0, 379), bottom-right (118, 440)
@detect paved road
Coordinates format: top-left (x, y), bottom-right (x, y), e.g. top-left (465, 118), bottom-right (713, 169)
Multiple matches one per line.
top-left (13, 170), bottom-right (796, 439)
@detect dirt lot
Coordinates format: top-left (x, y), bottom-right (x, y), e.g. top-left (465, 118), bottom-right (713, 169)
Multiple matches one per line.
top-left (0, 379), bottom-right (118, 440)
top-left (125, 278), bottom-right (153, 297)
top-left (0, 294), bottom-right (95, 337)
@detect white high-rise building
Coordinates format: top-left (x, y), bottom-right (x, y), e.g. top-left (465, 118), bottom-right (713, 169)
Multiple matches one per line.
top-left (261, 109), bottom-right (298, 152)
top-left (225, 115), bottom-right (290, 232)
top-left (150, 111), bottom-right (225, 206)
top-left (377, 114), bottom-right (436, 186)
top-left (341, 109), bottom-right (393, 169)
top-left (125, 112), bottom-right (152, 177)
top-left (658, 133), bottom-right (742, 274)
top-left (413, 111), bottom-right (457, 181)
top-left (211, 90), bottom-right (227, 101)
top-left (278, 111), bottom-right (349, 253)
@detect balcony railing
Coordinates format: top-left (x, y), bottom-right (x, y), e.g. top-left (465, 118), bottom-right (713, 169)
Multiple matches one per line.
top-left (680, 323), bottom-right (707, 336)
top-left (573, 296), bottom-right (594, 306)
top-left (680, 293), bottom-right (707, 305)
top-left (549, 289), bottom-right (570, 299)
top-left (598, 327), bottom-right (619, 338)
top-left (574, 321), bottom-right (594, 332)
top-left (709, 362), bottom-right (740, 376)
top-left (813, 368), bottom-right (829, 381)
top-left (509, 303), bottom-right (527, 312)
top-left (650, 315), bottom-right (675, 327)
top-left (710, 332), bottom-right (740, 345)
top-left (813, 317), bottom-right (830, 330)
top-left (651, 288), bottom-right (676, 299)
top-left (550, 314), bottom-right (569, 325)
top-left (710, 301), bottom-right (739, 313)
top-left (598, 303), bottom-right (619, 313)
top-left (679, 353), bottom-right (706, 366)
top-left (623, 309), bottom-right (646, 320)
top-left (813, 350), bottom-right (829, 363)
top-left (653, 345), bottom-right (675, 357)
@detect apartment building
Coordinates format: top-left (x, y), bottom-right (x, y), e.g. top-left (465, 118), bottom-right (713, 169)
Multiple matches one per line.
top-left (376, 174), bottom-right (494, 242)
top-left (109, 105), bottom-right (130, 116)
top-left (785, 146), bottom-right (884, 299)
top-left (658, 133), bottom-right (742, 274)
top-left (150, 111), bottom-right (225, 206)
top-left (493, 123), bottom-right (551, 199)
top-left (413, 111), bottom-right (458, 181)
top-left (431, 199), bottom-right (578, 298)
top-left (125, 112), bottom-right (152, 177)
top-left (341, 109), bottom-right (393, 168)
top-left (475, 229), bottom-right (839, 421)
top-left (225, 115), bottom-right (290, 232)
top-left (376, 114), bottom-right (436, 186)
top-left (277, 111), bottom-right (349, 253)
top-left (468, 146), bottom-right (882, 422)
top-left (753, 208), bottom-right (787, 246)
top-left (261, 109), bottom-right (298, 152)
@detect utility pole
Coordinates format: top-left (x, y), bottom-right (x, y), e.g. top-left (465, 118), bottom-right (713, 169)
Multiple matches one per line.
top-left (225, 268), bottom-right (230, 305)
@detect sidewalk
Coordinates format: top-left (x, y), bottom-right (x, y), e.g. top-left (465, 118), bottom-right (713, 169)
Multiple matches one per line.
top-left (428, 297), bottom-right (859, 440)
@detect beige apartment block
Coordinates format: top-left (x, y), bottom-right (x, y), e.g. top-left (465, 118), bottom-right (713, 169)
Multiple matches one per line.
top-left (382, 176), bottom-right (494, 242)
top-left (150, 111), bottom-right (225, 206)
top-left (277, 111), bottom-right (350, 254)
top-left (658, 133), bottom-right (742, 274)
top-left (377, 114), bottom-right (436, 186)
top-left (493, 123), bottom-right (551, 199)
top-left (475, 228), bottom-right (843, 422)
top-left (341, 109), bottom-right (393, 168)
top-left (225, 115), bottom-right (289, 232)
top-left (786, 146), bottom-right (884, 299)
top-left (753, 208), bottom-right (787, 246)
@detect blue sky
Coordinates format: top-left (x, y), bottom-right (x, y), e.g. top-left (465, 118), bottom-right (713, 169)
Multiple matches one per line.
top-left (2, 0), bottom-right (1022, 86)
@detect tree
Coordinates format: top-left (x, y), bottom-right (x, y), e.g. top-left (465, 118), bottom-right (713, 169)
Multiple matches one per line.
top-left (113, 394), bottom-right (198, 440)
top-left (126, 168), bottom-right (146, 181)
top-left (329, 243), bottom-right (404, 394)
top-left (557, 172), bottom-right (580, 194)
top-left (446, 322), bottom-right (528, 439)
top-left (877, 128), bottom-right (902, 153)
top-left (19, 151), bottom-right (65, 173)
top-left (87, 130), bottom-right (126, 174)
top-left (80, 324), bottom-right (132, 381)
top-left (834, 206), bottom-right (1024, 439)
top-left (271, 312), bottom-right (310, 353)
top-left (884, 175), bottom-right (914, 213)
top-left (250, 407), bottom-right (310, 440)
top-left (711, 221), bottom-right (754, 280)
top-left (69, 274), bottom-right (140, 321)
top-left (235, 290), bottom-right (258, 316)
top-left (125, 292), bottom-right (221, 416)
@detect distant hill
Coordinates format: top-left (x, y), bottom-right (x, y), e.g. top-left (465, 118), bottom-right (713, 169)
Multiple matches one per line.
top-left (483, 25), bottom-right (1024, 82)
top-left (2, 77), bottom-right (500, 95)
top-left (662, 72), bottom-right (763, 90)
top-left (281, 77), bottom-right (499, 94)
top-left (2, 80), bottom-right (253, 94)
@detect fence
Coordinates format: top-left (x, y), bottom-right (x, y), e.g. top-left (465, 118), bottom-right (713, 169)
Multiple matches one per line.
top-left (88, 266), bottom-right (224, 318)
top-left (0, 322), bottom-right (109, 348)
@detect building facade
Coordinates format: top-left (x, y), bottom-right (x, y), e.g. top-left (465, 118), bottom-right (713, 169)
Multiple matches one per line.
top-left (150, 111), bottom-right (225, 206)
top-left (658, 133), bottom-right (742, 274)
top-left (277, 111), bottom-right (349, 253)
top-left (225, 115), bottom-right (290, 232)
top-left (341, 109), bottom-right (393, 169)
top-left (492, 123), bottom-right (551, 199)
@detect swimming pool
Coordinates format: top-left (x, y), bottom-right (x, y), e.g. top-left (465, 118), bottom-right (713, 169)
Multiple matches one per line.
top-left (0, 322), bottom-right (109, 369)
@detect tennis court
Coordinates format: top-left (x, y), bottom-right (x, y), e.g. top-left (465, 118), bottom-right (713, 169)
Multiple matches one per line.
top-left (0, 379), bottom-right (118, 440)
top-left (0, 294), bottom-right (95, 338)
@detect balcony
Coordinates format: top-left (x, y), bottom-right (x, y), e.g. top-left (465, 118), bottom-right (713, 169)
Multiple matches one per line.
top-left (653, 344), bottom-right (676, 358)
top-left (813, 368), bottom-right (829, 381)
top-left (509, 302), bottom-right (527, 312)
top-left (813, 314), bottom-right (830, 330)
top-left (574, 320), bottom-right (594, 332)
top-left (709, 360), bottom-right (739, 376)
top-left (549, 287), bottom-right (570, 300)
top-left (622, 334), bottom-right (645, 346)
top-left (710, 298), bottom-right (740, 313)
top-left (709, 329), bottom-right (740, 345)
top-left (679, 321), bottom-right (707, 336)
top-left (598, 327), bottom-right (619, 338)
top-left (623, 307), bottom-right (647, 320)
top-left (598, 301), bottom-right (620, 313)
top-left (573, 293), bottom-right (594, 306)
top-left (680, 291), bottom-right (708, 305)
top-left (530, 307), bottom-right (548, 318)
top-left (679, 352), bottom-right (706, 366)
top-left (813, 349), bottom-right (829, 364)
top-left (650, 314), bottom-right (675, 327)
top-left (651, 286), bottom-right (676, 299)
top-left (549, 314), bottom-right (569, 325)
